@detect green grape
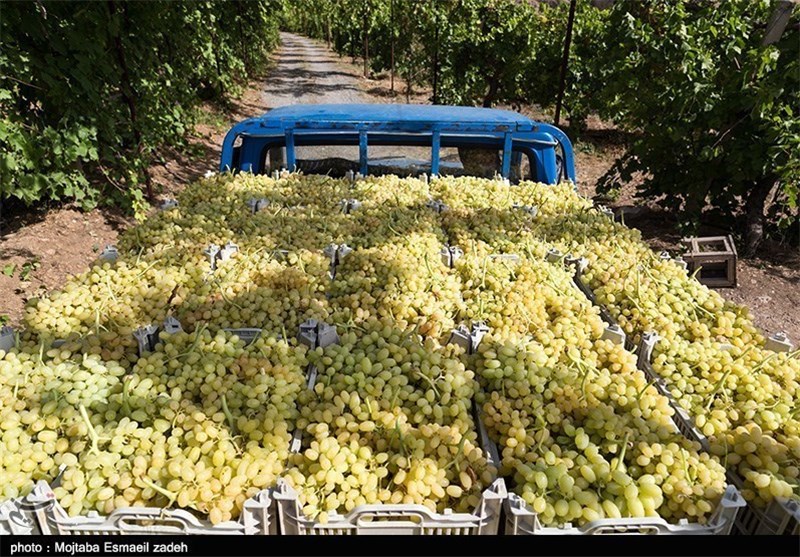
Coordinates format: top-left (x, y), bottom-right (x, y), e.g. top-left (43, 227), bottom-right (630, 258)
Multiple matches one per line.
top-left (1, 171), bottom-right (793, 529)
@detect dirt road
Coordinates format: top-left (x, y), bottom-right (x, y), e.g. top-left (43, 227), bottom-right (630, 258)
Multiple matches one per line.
top-left (261, 33), bottom-right (430, 166)
top-left (263, 33), bottom-right (373, 108)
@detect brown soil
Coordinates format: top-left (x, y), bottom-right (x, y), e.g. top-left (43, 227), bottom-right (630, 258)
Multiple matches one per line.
top-left (0, 208), bottom-right (131, 326)
top-left (0, 76), bottom-right (275, 328)
top-left (2, 32), bottom-right (798, 343)
top-left (621, 209), bottom-right (800, 340)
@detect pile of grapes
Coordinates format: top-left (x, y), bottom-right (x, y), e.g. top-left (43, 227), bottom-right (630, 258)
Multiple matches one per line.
top-left (0, 172), bottom-right (796, 529)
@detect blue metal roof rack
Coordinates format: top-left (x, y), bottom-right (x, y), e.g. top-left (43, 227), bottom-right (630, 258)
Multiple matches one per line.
top-left (220, 104), bottom-right (575, 184)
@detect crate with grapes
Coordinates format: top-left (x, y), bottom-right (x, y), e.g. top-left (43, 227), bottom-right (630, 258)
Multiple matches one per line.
top-left (1, 106), bottom-right (797, 536)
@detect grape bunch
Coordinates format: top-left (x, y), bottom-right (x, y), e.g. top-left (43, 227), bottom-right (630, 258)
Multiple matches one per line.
top-left (285, 321), bottom-right (495, 522)
top-left (328, 228), bottom-right (464, 340)
top-left (470, 179), bottom-right (798, 510)
top-left (1, 329), bottom-right (308, 523)
top-left (476, 334), bottom-right (727, 525)
top-left (2, 171), bottom-right (791, 531)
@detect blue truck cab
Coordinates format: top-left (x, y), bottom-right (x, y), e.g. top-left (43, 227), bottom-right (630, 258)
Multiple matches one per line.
top-left (220, 104), bottom-right (575, 184)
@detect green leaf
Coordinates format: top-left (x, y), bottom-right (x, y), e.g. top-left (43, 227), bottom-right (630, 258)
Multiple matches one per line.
top-left (19, 261), bottom-right (39, 281)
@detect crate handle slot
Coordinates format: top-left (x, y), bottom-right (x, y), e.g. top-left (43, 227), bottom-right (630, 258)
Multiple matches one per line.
top-left (115, 514), bottom-right (201, 532)
top-left (349, 505), bottom-right (434, 525)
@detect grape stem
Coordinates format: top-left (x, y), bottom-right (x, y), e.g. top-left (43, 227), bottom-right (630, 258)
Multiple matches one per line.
top-left (391, 421), bottom-right (407, 457)
top-left (636, 378), bottom-right (658, 404)
top-left (78, 403), bottom-right (103, 454)
top-left (134, 260), bottom-right (161, 281)
top-left (704, 345), bottom-right (753, 412)
top-left (169, 324), bottom-right (208, 362)
top-left (104, 276), bottom-right (118, 303)
top-left (566, 349), bottom-right (595, 400)
top-left (614, 431), bottom-right (631, 473)
top-left (122, 375), bottom-right (132, 416)
top-left (365, 397), bottom-right (376, 420)
top-left (680, 448), bottom-right (695, 484)
top-left (133, 230), bottom-right (143, 253)
top-left (221, 394), bottom-right (238, 435)
top-left (535, 413), bottom-right (548, 452)
top-left (579, 365), bottom-right (595, 400)
top-left (542, 265), bottom-right (569, 298)
top-left (750, 351), bottom-right (779, 374)
top-left (635, 265), bottom-right (643, 305)
top-left (413, 370), bottom-right (440, 398)
top-left (335, 317), bottom-right (366, 333)
top-left (138, 475), bottom-right (178, 507)
top-left (213, 279), bottom-right (243, 310)
top-left (443, 435), bottom-right (468, 472)
top-left (93, 306), bottom-right (109, 336)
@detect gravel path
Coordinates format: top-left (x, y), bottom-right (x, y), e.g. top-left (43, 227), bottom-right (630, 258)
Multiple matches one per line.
top-left (261, 33), bottom-right (431, 167)
top-left (263, 33), bottom-right (373, 109)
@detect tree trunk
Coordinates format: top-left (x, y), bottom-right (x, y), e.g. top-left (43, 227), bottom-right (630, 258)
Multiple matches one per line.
top-left (482, 68), bottom-right (501, 107)
top-left (406, 61), bottom-right (413, 103)
top-left (744, 176), bottom-right (778, 256)
top-left (762, 1), bottom-right (796, 46)
top-left (236, 1), bottom-right (250, 74)
top-left (326, 18), bottom-right (331, 48)
top-left (728, 1), bottom-right (792, 256)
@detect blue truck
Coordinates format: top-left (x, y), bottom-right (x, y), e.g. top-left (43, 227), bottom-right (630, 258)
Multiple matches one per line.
top-left (220, 103), bottom-right (576, 184)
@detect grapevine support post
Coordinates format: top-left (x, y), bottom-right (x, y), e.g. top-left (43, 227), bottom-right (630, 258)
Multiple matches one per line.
top-left (432, 4), bottom-right (440, 105)
top-left (390, 0), bottom-right (395, 92)
top-left (554, 0), bottom-right (578, 127)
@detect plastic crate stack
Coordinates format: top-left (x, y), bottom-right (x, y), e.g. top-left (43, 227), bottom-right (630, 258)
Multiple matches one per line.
top-left (560, 226), bottom-right (797, 536)
top-left (523, 200), bottom-right (798, 537)
top-left (2, 173), bottom-right (794, 537)
top-left (636, 334), bottom-right (799, 536)
top-left (485, 252), bottom-right (745, 536)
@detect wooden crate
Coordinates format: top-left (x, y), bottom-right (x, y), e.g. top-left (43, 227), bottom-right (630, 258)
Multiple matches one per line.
top-left (681, 235), bottom-right (738, 288)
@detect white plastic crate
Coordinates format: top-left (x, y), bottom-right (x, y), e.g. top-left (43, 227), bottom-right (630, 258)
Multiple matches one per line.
top-left (727, 472), bottom-right (800, 536)
top-left (569, 271), bottom-right (634, 350)
top-left (0, 494), bottom-right (42, 535)
top-left (636, 333), bottom-right (710, 451)
top-left (12, 364), bottom-right (323, 536)
top-left (23, 481), bottom-right (276, 535)
top-left (504, 484), bottom-right (745, 535)
top-left (497, 328), bottom-right (745, 535)
top-left (275, 478), bottom-right (505, 535)
top-left (637, 333), bottom-right (800, 536)
top-left (273, 405), bottom-right (507, 535)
